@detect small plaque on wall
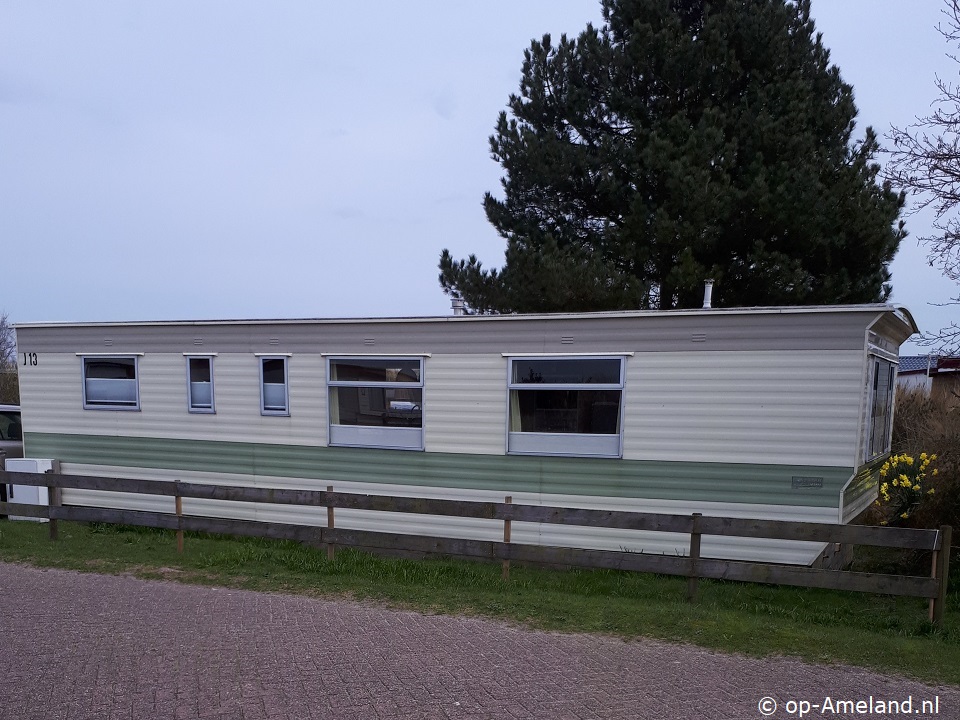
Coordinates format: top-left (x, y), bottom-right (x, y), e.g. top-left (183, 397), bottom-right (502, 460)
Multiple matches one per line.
top-left (792, 476), bottom-right (824, 489)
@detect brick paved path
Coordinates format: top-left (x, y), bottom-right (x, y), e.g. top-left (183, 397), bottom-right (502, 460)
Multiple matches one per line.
top-left (0, 562), bottom-right (956, 720)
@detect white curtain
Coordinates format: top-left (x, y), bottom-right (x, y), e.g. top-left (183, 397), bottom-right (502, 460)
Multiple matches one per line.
top-left (329, 387), bottom-right (340, 424)
top-left (509, 390), bottom-right (521, 432)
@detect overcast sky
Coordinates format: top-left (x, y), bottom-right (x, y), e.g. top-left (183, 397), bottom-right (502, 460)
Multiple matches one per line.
top-left (2, 1), bottom-right (957, 352)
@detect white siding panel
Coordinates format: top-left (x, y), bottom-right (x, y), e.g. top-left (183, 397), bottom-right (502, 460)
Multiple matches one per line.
top-left (18, 353), bottom-right (84, 434)
top-left (423, 354), bottom-right (506, 455)
top-left (623, 350), bottom-right (864, 467)
top-left (20, 353), bottom-right (328, 446)
top-left (58, 463), bottom-right (834, 565)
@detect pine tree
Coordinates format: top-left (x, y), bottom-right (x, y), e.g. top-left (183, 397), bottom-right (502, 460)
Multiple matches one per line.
top-left (439, 0), bottom-right (905, 312)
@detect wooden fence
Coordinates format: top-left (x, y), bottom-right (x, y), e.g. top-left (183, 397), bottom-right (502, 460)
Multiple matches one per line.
top-left (0, 469), bottom-right (952, 626)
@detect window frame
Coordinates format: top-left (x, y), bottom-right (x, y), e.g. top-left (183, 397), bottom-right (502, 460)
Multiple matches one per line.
top-left (864, 355), bottom-right (896, 462)
top-left (326, 356), bottom-right (425, 451)
top-left (505, 355), bottom-right (626, 458)
top-left (258, 355), bottom-right (290, 417)
top-left (185, 354), bottom-right (216, 414)
top-left (80, 354), bottom-right (142, 411)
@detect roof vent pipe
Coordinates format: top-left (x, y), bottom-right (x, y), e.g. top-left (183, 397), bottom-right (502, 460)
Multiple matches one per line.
top-left (702, 279), bottom-right (714, 309)
top-left (451, 297), bottom-right (465, 316)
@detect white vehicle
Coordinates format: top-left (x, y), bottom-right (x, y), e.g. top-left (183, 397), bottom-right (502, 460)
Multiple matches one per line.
top-left (0, 404), bottom-right (23, 464)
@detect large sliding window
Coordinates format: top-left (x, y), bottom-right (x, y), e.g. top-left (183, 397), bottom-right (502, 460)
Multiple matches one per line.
top-left (82, 356), bottom-right (140, 410)
top-left (327, 357), bottom-right (423, 450)
top-left (865, 356), bottom-right (896, 461)
top-left (259, 356), bottom-right (290, 416)
top-left (186, 355), bottom-right (215, 413)
top-left (507, 356), bottom-right (624, 457)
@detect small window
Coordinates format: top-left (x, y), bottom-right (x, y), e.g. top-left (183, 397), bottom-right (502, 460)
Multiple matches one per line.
top-left (0, 409), bottom-right (22, 441)
top-left (865, 357), bottom-right (896, 461)
top-left (83, 356), bottom-right (140, 410)
top-left (187, 356), bottom-right (215, 413)
top-left (260, 357), bottom-right (289, 416)
top-left (328, 357), bottom-right (423, 450)
top-left (508, 357), bottom-right (624, 457)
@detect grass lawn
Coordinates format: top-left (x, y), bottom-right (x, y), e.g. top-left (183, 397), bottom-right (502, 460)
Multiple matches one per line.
top-left (1, 519), bottom-right (958, 685)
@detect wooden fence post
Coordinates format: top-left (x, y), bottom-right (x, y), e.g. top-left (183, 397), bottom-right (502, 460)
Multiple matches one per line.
top-left (175, 481), bottom-right (184, 554)
top-left (930, 547), bottom-right (939, 623)
top-left (933, 525), bottom-right (952, 628)
top-left (686, 513), bottom-right (702, 603)
top-left (46, 470), bottom-right (60, 541)
top-left (326, 485), bottom-right (335, 561)
top-left (502, 496), bottom-right (512, 581)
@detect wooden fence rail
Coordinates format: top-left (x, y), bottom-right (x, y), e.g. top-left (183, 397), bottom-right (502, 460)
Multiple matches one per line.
top-left (0, 470), bottom-right (952, 626)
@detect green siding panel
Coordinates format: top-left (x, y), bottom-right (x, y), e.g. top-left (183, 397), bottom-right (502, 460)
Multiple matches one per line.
top-left (23, 432), bottom-right (852, 507)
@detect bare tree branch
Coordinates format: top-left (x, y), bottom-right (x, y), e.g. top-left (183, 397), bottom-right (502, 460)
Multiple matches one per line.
top-left (0, 313), bottom-right (15, 366)
top-left (884, 0), bottom-right (960, 350)
top-left (0, 312), bottom-right (18, 404)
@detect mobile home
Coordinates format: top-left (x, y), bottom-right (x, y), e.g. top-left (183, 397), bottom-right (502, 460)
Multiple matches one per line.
top-left (13, 304), bottom-right (916, 565)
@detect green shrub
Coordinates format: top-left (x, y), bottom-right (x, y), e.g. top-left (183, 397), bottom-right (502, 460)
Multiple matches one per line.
top-left (890, 388), bottom-right (960, 530)
top-left (874, 452), bottom-right (938, 526)
top-left (858, 388), bottom-right (960, 578)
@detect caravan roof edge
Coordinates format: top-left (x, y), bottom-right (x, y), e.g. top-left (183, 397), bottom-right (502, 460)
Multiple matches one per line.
top-left (13, 303), bottom-right (909, 330)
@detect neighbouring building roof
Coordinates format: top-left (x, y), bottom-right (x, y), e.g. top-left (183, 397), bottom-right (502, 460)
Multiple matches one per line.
top-left (899, 355), bottom-right (960, 374)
